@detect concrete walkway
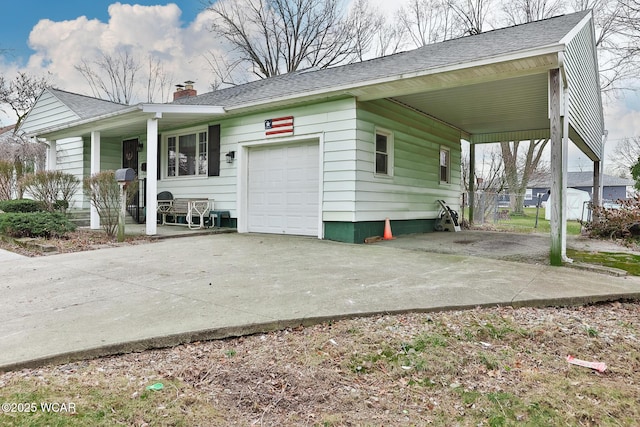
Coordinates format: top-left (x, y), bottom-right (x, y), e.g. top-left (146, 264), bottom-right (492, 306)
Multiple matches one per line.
top-left (0, 248), bottom-right (26, 262)
top-left (1, 233), bottom-right (639, 371)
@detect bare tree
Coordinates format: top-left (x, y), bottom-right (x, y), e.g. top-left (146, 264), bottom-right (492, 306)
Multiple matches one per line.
top-left (500, 139), bottom-right (548, 214)
top-left (462, 146), bottom-right (507, 222)
top-left (204, 52), bottom-right (246, 90)
top-left (374, 17), bottom-right (407, 57)
top-left (0, 72), bottom-right (50, 130)
top-left (348, 0), bottom-right (385, 61)
top-left (609, 136), bottom-right (640, 177)
top-left (206, 0), bottom-right (364, 79)
top-left (75, 50), bottom-right (141, 104)
top-left (75, 49), bottom-right (175, 104)
top-left (396, 0), bottom-right (458, 48)
top-left (502, 0), bottom-right (565, 25)
top-left (145, 56), bottom-right (174, 103)
top-left (447, 0), bottom-right (493, 35)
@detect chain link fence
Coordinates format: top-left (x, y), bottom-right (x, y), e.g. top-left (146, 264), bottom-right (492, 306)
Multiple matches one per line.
top-left (461, 192), bottom-right (546, 225)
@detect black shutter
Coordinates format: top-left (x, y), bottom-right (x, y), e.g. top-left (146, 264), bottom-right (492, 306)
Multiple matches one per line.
top-left (157, 134), bottom-right (162, 181)
top-left (208, 124), bottom-right (221, 177)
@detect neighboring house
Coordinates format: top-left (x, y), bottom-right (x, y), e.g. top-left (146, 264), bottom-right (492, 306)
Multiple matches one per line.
top-left (525, 172), bottom-right (635, 207)
top-left (20, 11), bottom-right (604, 249)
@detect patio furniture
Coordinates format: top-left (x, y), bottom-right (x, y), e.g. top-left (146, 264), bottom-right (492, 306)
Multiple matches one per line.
top-left (157, 198), bottom-right (212, 229)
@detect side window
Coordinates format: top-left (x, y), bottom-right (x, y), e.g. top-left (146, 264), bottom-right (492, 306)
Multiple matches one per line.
top-left (440, 147), bottom-right (450, 184)
top-left (375, 129), bottom-right (393, 176)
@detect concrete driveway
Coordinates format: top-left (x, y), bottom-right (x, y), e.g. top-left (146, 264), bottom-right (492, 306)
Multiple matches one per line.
top-left (1, 232), bottom-right (639, 371)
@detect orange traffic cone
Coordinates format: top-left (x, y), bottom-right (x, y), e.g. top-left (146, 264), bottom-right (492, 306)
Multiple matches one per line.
top-left (383, 217), bottom-right (395, 240)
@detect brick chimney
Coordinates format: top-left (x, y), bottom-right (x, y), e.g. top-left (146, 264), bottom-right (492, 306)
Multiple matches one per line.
top-left (173, 80), bottom-right (197, 101)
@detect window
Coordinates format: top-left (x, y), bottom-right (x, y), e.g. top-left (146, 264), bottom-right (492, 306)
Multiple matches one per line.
top-left (167, 130), bottom-right (208, 177)
top-left (375, 129), bottom-right (393, 176)
top-left (440, 147), bottom-right (450, 183)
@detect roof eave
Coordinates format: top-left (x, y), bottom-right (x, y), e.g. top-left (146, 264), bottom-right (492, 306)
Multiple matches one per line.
top-left (141, 104), bottom-right (226, 115)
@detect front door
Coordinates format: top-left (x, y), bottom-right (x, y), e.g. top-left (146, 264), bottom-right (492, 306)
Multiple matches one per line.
top-left (122, 139), bottom-right (143, 222)
top-left (122, 139), bottom-right (139, 173)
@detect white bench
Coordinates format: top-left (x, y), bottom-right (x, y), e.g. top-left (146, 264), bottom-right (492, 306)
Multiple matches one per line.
top-left (157, 198), bottom-right (212, 229)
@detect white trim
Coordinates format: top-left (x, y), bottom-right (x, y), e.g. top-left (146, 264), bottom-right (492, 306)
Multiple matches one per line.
top-left (162, 126), bottom-right (209, 179)
top-left (559, 11), bottom-right (593, 45)
top-left (439, 146), bottom-right (451, 184)
top-left (237, 133), bottom-right (325, 238)
top-left (141, 104), bottom-right (225, 115)
top-left (374, 127), bottom-right (394, 177)
top-left (90, 131), bottom-right (101, 230)
top-left (146, 118), bottom-right (158, 235)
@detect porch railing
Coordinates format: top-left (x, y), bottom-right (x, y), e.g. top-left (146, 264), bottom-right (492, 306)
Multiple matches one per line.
top-left (126, 178), bottom-right (146, 224)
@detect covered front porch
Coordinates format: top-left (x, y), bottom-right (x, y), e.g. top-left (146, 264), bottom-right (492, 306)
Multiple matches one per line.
top-left (41, 104), bottom-right (225, 236)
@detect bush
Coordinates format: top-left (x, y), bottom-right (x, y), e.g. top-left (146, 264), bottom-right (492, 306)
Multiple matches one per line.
top-left (0, 199), bottom-right (45, 213)
top-left (0, 212), bottom-right (76, 238)
top-left (583, 196), bottom-right (640, 240)
top-left (0, 160), bottom-right (15, 200)
top-left (83, 171), bottom-right (121, 237)
top-left (20, 171), bottom-right (80, 213)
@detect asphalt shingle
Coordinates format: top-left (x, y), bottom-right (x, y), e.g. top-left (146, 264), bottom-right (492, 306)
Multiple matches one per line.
top-left (49, 88), bottom-right (129, 119)
top-left (173, 10), bottom-right (590, 109)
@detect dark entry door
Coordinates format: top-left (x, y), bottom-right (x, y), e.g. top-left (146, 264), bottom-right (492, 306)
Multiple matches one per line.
top-left (122, 139), bottom-right (145, 223)
top-left (122, 139), bottom-right (139, 173)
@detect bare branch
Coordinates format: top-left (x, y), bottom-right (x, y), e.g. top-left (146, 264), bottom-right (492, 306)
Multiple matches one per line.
top-left (74, 49), bottom-right (142, 104)
top-left (206, 0), bottom-right (363, 79)
top-left (0, 72), bottom-right (50, 129)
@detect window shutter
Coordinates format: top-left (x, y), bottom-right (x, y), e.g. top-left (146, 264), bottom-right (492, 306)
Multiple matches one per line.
top-left (208, 124), bottom-right (221, 177)
top-left (157, 134), bottom-right (162, 180)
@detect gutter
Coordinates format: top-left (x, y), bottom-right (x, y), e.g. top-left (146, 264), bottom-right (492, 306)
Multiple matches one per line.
top-left (29, 103), bottom-right (226, 139)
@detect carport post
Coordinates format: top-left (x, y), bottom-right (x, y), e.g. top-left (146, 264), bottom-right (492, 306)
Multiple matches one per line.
top-left (549, 68), bottom-right (567, 266)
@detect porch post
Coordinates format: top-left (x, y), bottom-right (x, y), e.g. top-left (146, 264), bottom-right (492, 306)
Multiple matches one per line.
top-left (468, 143), bottom-right (475, 224)
top-left (47, 140), bottom-right (57, 170)
top-left (146, 117), bottom-right (158, 235)
top-left (90, 131), bottom-right (101, 230)
top-left (549, 69), bottom-right (567, 266)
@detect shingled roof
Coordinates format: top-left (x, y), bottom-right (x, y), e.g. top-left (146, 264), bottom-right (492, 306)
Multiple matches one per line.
top-left (173, 10), bottom-right (591, 110)
top-left (48, 88), bottom-right (128, 119)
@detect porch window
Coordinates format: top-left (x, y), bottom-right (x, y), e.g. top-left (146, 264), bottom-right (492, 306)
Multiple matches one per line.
top-left (440, 147), bottom-right (450, 183)
top-left (375, 129), bottom-right (393, 176)
top-left (167, 130), bottom-right (208, 177)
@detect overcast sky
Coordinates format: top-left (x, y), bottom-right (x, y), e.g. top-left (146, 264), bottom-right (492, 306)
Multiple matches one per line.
top-left (1, 1), bottom-right (639, 171)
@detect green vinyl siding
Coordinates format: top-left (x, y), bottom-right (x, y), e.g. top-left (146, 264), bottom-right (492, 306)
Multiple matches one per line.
top-left (563, 21), bottom-right (604, 159)
top-left (354, 99), bottom-right (462, 223)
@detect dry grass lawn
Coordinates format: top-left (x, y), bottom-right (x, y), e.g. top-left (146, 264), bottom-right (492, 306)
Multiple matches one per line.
top-left (1, 302), bottom-right (639, 426)
top-left (1, 229), bottom-right (639, 425)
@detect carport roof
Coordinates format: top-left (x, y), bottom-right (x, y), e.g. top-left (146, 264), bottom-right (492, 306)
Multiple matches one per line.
top-left (27, 9), bottom-right (603, 160)
top-left (175, 10), bottom-right (590, 111)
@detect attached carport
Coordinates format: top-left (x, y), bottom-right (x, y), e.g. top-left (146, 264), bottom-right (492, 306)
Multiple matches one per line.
top-left (344, 10), bottom-right (604, 265)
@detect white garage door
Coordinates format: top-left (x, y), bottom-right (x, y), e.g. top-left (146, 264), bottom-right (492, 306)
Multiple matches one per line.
top-left (247, 141), bottom-right (320, 236)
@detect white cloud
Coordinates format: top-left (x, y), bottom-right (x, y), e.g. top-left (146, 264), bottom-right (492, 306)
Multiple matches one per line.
top-left (2, 3), bottom-right (220, 112)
